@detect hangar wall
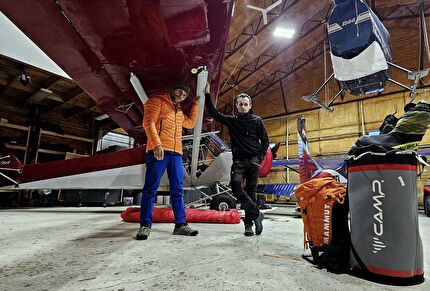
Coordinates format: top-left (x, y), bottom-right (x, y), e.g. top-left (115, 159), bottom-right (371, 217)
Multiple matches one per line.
top-left (258, 89), bottom-right (430, 203)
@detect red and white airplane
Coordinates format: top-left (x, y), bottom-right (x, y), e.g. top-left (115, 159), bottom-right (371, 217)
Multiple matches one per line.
top-left (296, 116), bottom-right (347, 184)
top-left (0, 1), bottom-right (277, 209)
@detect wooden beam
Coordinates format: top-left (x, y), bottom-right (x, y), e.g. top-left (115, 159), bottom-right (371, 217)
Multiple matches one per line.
top-left (63, 93), bottom-right (96, 110)
top-left (0, 59), bottom-right (23, 76)
top-left (45, 86), bottom-right (84, 112)
top-left (0, 74), bottom-right (19, 96)
top-left (27, 88), bottom-right (53, 103)
top-left (41, 76), bottom-right (62, 89)
top-left (63, 105), bottom-right (103, 119)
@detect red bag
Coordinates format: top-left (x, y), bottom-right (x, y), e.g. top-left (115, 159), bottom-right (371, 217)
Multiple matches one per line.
top-left (121, 207), bottom-right (241, 224)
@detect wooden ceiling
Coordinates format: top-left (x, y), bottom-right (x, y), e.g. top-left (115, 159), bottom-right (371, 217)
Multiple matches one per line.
top-left (0, 55), bottom-right (116, 136)
top-left (218, 0), bottom-right (430, 118)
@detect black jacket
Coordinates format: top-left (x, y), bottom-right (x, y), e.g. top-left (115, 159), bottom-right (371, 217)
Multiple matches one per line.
top-left (205, 93), bottom-right (269, 161)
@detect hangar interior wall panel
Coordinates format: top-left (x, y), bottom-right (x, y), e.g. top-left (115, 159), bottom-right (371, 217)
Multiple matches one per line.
top-left (259, 89), bottom-right (430, 204)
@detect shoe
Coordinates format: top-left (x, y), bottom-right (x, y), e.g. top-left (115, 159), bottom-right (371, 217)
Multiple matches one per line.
top-left (244, 224), bottom-right (254, 236)
top-left (259, 204), bottom-right (272, 210)
top-left (254, 212), bottom-right (264, 235)
top-left (173, 223), bottom-right (198, 236)
top-left (136, 226), bottom-right (151, 240)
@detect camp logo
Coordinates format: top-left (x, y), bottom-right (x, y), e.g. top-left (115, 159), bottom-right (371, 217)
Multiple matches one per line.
top-left (372, 180), bottom-right (387, 253)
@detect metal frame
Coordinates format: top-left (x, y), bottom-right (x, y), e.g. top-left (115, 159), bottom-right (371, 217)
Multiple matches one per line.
top-left (220, 2), bottom-right (430, 114)
top-left (220, 4), bottom-right (332, 98)
top-left (225, 0), bottom-right (299, 60)
top-left (387, 61), bottom-right (429, 100)
top-left (302, 61), bottom-right (430, 112)
top-left (190, 66), bottom-right (208, 185)
top-left (222, 39), bottom-right (326, 114)
top-left (185, 182), bottom-right (236, 209)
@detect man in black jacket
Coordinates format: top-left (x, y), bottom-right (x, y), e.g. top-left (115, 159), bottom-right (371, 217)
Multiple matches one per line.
top-left (204, 84), bottom-right (269, 236)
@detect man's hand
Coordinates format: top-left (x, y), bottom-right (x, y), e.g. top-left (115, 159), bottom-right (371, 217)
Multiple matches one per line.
top-left (251, 156), bottom-right (263, 168)
top-left (192, 95), bottom-right (201, 103)
top-left (205, 82), bottom-right (210, 94)
top-left (153, 145), bottom-right (164, 160)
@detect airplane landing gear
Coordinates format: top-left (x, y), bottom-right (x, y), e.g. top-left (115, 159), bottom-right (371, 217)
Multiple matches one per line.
top-left (210, 193), bottom-right (236, 211)
top-left (185, 182), bottom-right (237, 210)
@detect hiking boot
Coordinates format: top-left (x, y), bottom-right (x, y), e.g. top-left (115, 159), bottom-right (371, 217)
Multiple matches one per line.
top-left (259, 204), bottom-right (272, 210)
top-left (254, 212), bottom-right (264, 235)
top-left (244, 224), bottom-right (254, 236)
top-left (136, 226), bottom-right (151, 240)
top-left (173, 223), bottom-right (198, 236)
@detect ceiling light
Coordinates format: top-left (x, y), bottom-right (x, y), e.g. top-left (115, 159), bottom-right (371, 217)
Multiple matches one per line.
top-left (273, 27), bottom-right (295, 38)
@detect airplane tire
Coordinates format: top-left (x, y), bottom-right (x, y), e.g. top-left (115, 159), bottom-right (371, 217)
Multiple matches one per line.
top-left (424, 194), bottom-right (430, 217)
top-left (210, 194), bottom-right (236, 211)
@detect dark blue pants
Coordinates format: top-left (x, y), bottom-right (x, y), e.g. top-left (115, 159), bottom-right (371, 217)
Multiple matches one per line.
top-left (140, 150), bottom-right (186, 227)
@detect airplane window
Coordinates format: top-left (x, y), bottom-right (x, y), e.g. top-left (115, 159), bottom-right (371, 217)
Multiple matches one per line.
top-left (96, 132), bottom-right (134, 153)
top-left (181, 133), bottom-right (228, 176)
top-left (182, 144), bottom-right (215, 176)
top-left (207, 134), bottom-right (228, 153)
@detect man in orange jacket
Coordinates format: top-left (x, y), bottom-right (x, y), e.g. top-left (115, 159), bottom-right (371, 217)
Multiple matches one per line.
top-left (136, 82), bottom-right (199, 240)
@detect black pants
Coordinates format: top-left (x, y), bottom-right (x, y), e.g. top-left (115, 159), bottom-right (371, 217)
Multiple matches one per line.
top-left (231, 158), bottom-right (261, 225)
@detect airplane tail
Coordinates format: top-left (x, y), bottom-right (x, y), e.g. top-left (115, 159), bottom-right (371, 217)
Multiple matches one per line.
top-left (0, 143), bottom-right (23, 187)
top-left (297, 116), bottom-right (323, 183)
top-left (297, 117), bottom-right (347, 184)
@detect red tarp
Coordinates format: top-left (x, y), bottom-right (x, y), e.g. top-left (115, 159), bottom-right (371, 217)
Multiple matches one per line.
top-left (121, 207), bottom-right (241, 224)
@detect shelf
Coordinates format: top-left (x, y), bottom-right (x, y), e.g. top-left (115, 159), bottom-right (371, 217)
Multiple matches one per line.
top-left (0, 122), bottom-right (31, 164)
top-left (40, 129), bottom-right (94, 143)
top-left (35, 130), bottom-right (94, 163)
top-left (38, 148), bottom-right (66, 155)
top-left (0, 121), bottom-right (29, 132)
top-left (65, 152), bottom-right (89, 160)
top-left (1, 122), bottom-right (94, 164)
top-left (4, 144), bottom-right (26, 151)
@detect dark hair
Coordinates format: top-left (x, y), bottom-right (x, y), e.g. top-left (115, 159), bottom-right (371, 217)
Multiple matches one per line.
top-left (171, 82), bottom-right (191, 95)
top-left (235, 93), bottom-right (252, 105)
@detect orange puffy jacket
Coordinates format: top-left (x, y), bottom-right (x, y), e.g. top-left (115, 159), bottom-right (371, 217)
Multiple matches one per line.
top-left (143, 93), bottom-right (198, 155)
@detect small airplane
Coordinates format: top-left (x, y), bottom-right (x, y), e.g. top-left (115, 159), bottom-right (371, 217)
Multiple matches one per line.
top-left (0, 1), bottom-right (259, 210)
top-left (256, 116), bottom-right (347, 201)
top-left (302, 0), bottom-right (429, 112)
top-left (0, 132), bottom-right (279, 209)
top-left (296, 116), bottom-right (347, 184)
top-left (0, 0), bottom-right (285, 212)
top-left (0, 132), bottom-right (229, 190)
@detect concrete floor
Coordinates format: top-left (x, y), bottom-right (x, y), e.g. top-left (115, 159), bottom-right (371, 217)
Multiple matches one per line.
top-left (0, 206), bottom-right (429, 291)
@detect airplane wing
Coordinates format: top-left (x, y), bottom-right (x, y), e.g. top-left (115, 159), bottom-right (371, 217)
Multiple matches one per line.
top-left (0, 0), bottom-right (234, 143)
